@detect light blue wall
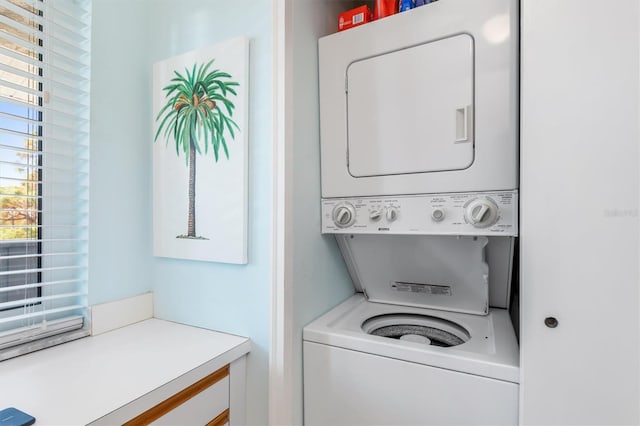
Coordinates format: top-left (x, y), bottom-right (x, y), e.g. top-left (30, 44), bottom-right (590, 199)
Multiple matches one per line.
top-left (90, 1), bottom-right (272, 424)
top-left (89, 0), bottom-right (153, 305)
top-left (148, 3), bottom-right (272, 425)
top-left (290, 1), bottom-right (356, 423)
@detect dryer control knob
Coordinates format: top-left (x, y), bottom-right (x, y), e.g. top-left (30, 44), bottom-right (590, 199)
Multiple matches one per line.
top-left (386, 207), bottom-right (398, 222)
top-left (465, 198), bottom-right (499, 228)
top-left (332, 203), bottom-right (356, 228)
top-left (431, 208), bottom-right (446, 222)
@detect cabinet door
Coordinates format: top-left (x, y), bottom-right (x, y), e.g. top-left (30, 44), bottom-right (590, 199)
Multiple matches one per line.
top-left (520, 0), bottom-right (639, 424)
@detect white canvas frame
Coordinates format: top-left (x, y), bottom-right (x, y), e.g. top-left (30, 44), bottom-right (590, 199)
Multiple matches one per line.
top-left (152, 37), bottom-right (249, 264)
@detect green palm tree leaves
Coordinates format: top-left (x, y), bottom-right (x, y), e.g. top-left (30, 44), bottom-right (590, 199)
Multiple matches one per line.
top-left (154, 59), bottom-right (240, 164)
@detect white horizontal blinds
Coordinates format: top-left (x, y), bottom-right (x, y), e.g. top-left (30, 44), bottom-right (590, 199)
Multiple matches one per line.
top-left (0, 0), bottom-right (90, 359)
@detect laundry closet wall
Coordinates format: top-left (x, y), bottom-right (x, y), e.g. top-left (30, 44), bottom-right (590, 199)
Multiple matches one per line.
top-left (273, 0), bottom-right (361, 423)
top-left (90, 1), bottom-right (273, 424)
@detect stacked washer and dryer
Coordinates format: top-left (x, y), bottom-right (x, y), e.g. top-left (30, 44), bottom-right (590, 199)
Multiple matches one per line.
top-left (303, 0), bottom-right (519, 425)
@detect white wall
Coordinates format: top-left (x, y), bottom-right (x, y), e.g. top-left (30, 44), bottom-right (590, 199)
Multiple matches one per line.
top-left (91, 1), bottom-right (273, 424)
top-left (280, 1), bottom-right (361, 423)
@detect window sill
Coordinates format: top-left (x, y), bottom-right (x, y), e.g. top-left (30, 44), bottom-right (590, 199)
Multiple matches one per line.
top-left (0, 319), bottom-right (251, 425)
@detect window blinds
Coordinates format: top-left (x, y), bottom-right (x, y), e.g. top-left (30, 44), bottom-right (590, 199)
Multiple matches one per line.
top-left (0, 0), bottom-right (90, 359)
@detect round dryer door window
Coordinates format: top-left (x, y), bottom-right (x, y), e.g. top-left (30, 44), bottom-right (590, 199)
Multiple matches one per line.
top-left (362, 314), bottom-right (470, 347)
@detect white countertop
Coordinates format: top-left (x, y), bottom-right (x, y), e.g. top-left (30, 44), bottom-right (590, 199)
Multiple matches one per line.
top-left (0, 319), bottom-right (251, 426)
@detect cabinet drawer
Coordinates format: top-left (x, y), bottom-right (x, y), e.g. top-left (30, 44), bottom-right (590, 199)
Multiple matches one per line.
top-left (124, 364), bottom-right (230, 426)
top-left (150, 376), bottom-right (228, 425)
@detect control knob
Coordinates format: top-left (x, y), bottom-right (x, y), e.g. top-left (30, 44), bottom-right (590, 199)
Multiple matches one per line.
top-left (332, 202), bottom-right (356, 228)
top-left (465, 198), bottom-right (499, 228)
top-left (369, 209), bottom-right (382, 221)
top-left (431, 208), bottom-right (446, 222)
top-left (386, 207), bottom-right (398, 222)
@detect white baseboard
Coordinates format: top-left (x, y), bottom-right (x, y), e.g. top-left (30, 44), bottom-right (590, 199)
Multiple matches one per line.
top-left (91, 293), bottom-right (154, 336)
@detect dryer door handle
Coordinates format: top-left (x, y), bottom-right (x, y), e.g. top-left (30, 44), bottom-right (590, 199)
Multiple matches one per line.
top-left (455, 105), bottom-right (473, 143)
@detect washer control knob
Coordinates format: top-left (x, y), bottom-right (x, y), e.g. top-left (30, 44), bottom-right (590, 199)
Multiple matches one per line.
top-left (369, 209), bottom-right (382, 221)
top-left (386, 207), bottom-right (398, 222)
top-left (332, 203), bottom-right (356, 228)
top-left (431, 208), bottom-right (446, 222)
top-left (465, 198), bottom-right (499, 228)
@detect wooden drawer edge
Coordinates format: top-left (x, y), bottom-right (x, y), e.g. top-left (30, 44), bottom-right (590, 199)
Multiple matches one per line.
top-left (206, 408), bottom-right (230, 426)
top-left (124, 364), bottom-right (230, 426)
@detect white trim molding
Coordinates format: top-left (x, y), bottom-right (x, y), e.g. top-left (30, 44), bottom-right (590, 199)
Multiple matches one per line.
top-left (91, 292), bottom-right (154, 336)
top-left (270, 0), bottom-right (295, 424)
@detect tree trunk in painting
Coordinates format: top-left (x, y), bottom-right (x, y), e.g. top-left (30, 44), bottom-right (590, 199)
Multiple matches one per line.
top-left (187, 135), bottom-right (196, 237)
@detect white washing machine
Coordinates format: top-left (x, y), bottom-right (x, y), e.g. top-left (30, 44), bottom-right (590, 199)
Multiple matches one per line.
top-left (305, 0), bottom-right (520, 424)
top-left (304, 296), bottom-right (519, 425)
top-left (303, 234), bottom-right (519, 425)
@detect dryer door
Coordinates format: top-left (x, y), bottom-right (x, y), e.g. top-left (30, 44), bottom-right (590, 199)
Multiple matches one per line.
top-left (346, 34), bottom-right (474, 178)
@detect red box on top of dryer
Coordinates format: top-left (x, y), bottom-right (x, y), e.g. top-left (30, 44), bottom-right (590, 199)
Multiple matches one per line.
top-left (338, 5), bottom-right (372, 31)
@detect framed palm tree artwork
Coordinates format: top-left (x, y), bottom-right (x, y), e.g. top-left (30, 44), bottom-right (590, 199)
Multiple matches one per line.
top-left (152, 37), bottom-right (248, 264)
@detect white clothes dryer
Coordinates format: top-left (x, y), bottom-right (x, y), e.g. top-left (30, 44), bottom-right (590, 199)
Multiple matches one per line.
top-left (319, 0), bottom-right (519, 198)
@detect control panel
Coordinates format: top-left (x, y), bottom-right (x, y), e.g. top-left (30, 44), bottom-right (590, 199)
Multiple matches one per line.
top-left (321, 191), bottom-right (518, 236)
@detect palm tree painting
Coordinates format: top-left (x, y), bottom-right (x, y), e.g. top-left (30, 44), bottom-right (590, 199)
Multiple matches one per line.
top-left (154, 60), bottom-right (239, 239)
top-left (152, 38), bottom-right (248, 264)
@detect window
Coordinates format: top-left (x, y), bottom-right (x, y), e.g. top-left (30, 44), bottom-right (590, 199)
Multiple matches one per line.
top-left (0, 0), bottom-right (90, 359)
top-left (0, 0), bottom-right (42, 313)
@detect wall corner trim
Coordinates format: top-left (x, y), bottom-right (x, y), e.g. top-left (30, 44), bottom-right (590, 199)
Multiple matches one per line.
top-left (270, 0), bottom-right (296, 423)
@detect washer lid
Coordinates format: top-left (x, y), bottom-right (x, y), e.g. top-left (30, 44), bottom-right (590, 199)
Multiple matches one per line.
top-left (337, 235), bottom-right (489, 315)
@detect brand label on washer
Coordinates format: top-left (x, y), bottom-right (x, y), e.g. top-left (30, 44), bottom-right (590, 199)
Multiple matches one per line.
top-left (391, 281), bottom-right (452, 296)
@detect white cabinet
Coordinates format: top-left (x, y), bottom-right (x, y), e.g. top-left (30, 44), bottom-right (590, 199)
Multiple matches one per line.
top-left (104, 360), bottom-right (245, 426)
top-left (0, 319), bottom-right (250, 425)
top-left (520, 0), bottom-right (640, 424)
top-left (87, 340), bottom-right (248, 426)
